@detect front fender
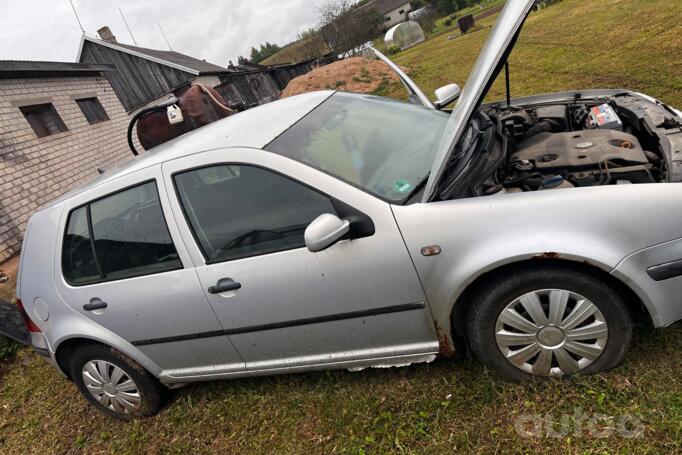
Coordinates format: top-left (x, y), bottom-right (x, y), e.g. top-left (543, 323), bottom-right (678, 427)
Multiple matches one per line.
top-left (612, 237), bottom-right (682, 327)
top-left (393, 183), bottom-right (682, 336)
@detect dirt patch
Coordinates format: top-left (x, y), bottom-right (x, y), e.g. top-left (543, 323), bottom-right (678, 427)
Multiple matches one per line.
top-left (281, 57), bottom-right (402, 98)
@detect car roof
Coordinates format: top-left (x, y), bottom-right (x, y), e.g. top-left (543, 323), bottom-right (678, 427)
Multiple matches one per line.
top-left (45, 90), bottom-right (334, 208)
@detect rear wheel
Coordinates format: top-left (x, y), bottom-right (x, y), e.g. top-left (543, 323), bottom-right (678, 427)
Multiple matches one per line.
top-left (69, 344), bottom-right (166, 420)
top-left (466, 265), bottom-right (633, 382)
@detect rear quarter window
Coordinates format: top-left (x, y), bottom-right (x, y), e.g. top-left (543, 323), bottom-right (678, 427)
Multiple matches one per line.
top-left (62, 206), bottom-right (99, 285)
top-left (62, 181), bottom-right (182, 285)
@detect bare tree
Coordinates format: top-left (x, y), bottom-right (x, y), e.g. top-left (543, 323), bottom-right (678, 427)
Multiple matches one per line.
top-left (297, 28), bottom-right (330, 61)
top-left (316, 0), bottom-right (383, 56)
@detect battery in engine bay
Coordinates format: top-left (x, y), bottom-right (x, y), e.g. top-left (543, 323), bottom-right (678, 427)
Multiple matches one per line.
top-left (586, 103), bottom-right (622, 130)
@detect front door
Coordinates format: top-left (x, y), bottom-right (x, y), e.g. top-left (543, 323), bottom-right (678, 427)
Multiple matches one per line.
top-left (163, 148), bottom-right (439, 372)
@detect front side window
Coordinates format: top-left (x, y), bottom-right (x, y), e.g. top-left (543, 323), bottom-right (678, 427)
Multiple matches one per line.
top-left (62, 181), bottom-right (182, 285)
top-left (174, 164), bottom-right (336, 263)
top-left (265, 92), bottom-right (448, 203)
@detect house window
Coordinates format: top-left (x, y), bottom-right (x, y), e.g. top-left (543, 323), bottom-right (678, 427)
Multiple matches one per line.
top-left (76, 97), bottom-right (109, 124)
top-left (399, 9), bottom-right (405, 14)
top-left (385, 16), bottom-right (391, 21)
top-left (19, 103), bottom-right (68, 138)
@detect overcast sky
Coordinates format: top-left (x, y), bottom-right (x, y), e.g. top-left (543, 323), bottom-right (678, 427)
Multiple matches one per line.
top-left (0, 0), bottom-right (321, 66)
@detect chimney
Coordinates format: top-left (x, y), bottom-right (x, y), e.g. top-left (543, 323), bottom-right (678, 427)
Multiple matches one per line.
top-left (97, 26), bottom-right (117, 43)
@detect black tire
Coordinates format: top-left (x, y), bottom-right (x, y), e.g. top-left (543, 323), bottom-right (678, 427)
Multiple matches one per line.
top-left (465, 264), bottom-right (633, 382)
top-left (69, 343), bottom-right (166, 420)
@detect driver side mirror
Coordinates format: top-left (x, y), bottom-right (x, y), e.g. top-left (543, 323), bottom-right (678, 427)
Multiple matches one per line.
top-left (434, 83), bottom-right (461, 110)
top-left (305, 213), bottom-right (350, 252)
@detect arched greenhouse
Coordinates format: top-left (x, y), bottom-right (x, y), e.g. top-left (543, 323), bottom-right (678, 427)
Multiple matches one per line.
top-left (384, 21), bottom-right (426, 51)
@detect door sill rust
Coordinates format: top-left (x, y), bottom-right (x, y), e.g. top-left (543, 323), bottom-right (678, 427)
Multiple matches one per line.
top-left (346, 354), bottom-right (436, 372)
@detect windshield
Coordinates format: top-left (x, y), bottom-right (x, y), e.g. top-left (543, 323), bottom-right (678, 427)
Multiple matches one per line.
top-left (265, 92), bottom-right (448, 202)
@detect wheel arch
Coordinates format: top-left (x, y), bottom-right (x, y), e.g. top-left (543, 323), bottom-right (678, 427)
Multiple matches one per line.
top-left (54, 335), bottom-right (162, 381)
top-left (447, 258), bottom-right (652, 353)
top-left (55, 337), bottom-right (111, 380)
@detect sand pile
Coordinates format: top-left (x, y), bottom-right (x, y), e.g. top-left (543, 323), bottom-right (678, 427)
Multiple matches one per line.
top-left (281, 57), bottom-right (402, 97)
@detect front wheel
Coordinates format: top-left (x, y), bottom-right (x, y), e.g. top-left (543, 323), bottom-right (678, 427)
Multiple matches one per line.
top-left (69, 344), bottom-right (166, 420)
top-left (466, 265), bottom-right (633, 382)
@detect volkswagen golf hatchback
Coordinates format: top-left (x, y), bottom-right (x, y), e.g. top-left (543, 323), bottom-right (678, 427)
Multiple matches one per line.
top-left (16, 1), bottom-right (682, 419)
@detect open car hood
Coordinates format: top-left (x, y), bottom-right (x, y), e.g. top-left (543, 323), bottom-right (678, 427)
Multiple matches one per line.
top-left (422, 0), bottom-right (535, 202)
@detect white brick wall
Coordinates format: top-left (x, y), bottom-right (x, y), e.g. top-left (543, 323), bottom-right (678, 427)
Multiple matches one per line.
top-left (0, 75), bottom-right (133, 262)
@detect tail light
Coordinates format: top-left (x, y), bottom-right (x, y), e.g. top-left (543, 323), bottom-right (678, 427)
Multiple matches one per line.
top-left (16, 299), bottom-right (42, 333)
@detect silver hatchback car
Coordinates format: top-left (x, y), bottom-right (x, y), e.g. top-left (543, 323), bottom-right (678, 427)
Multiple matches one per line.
top-left (17, 1), bottom-right (682, 419)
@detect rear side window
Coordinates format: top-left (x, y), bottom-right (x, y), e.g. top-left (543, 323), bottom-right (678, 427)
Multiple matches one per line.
top-left (174, 164), bottom-right (336, 263)
top-left (62, 206), bottom-right (99, 284)
top-left (62, 181), bottom-right (182, 285)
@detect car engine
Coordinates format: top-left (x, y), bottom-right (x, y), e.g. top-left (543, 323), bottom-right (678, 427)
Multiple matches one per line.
top-left (473, 93), bottom-right (682, 195)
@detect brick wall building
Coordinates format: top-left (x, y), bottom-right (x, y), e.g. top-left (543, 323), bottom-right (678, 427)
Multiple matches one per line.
top-left (0, 61), bottom-right (135, 262)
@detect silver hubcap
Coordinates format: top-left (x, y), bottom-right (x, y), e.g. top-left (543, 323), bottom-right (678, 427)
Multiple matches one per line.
top-left (495, 289), bottom-right (608, 376)
top-left (81, 360), bottom-right (141, 413)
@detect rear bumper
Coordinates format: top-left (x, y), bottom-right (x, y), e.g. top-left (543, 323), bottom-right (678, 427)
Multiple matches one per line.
top-left (29, 332), bottom-right (58, 367)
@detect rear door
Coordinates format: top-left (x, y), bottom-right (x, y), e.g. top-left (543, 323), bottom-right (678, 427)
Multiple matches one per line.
top-left (162, 148), bottom-right (439, 372)
top-left (55, 165), bottom-right (244, 374)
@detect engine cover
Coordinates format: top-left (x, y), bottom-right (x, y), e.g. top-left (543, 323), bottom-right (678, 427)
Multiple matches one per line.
top-left (512, 130), bottom-right (647, 171)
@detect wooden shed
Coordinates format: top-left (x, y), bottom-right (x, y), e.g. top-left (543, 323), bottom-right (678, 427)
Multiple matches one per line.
top-left (76, 28), bottom-right (230, 112)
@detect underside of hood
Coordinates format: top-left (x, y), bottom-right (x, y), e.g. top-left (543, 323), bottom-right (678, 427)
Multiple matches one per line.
top-left (423, 0), bottom-right (536, 202)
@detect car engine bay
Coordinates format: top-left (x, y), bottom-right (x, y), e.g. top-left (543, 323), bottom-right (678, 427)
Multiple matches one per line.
top-left (442, 93), bottom-right (682, 199)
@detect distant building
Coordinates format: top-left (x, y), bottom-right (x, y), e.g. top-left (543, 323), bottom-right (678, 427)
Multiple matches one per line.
top-left (359, 0), bottom-right (413, 29)
top-left (0, 61), bottom-right (135, 261)
top-left (77, 27), bottom-right (230, 112)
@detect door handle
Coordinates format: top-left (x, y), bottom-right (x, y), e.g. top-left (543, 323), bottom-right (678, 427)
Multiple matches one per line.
top-left (208, 278), bottom-right (242, 294)
top-left (83, 298), bottom-right (108, 311)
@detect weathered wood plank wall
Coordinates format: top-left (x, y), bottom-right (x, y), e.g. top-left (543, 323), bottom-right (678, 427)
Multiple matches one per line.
top-left (214, 59), bottom-right (319, 110)
top-left (80, 41), bottom-right (193, 112)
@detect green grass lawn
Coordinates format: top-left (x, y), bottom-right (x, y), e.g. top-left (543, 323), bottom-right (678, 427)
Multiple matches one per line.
top-left (386, 0), bottom-right (682, 107)
top-left (1, 1), bottom-right (682, 453)
top-left (0, 324), bottom-right (680, 453)
top-left (429, 0), bottom-right (506, 37)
